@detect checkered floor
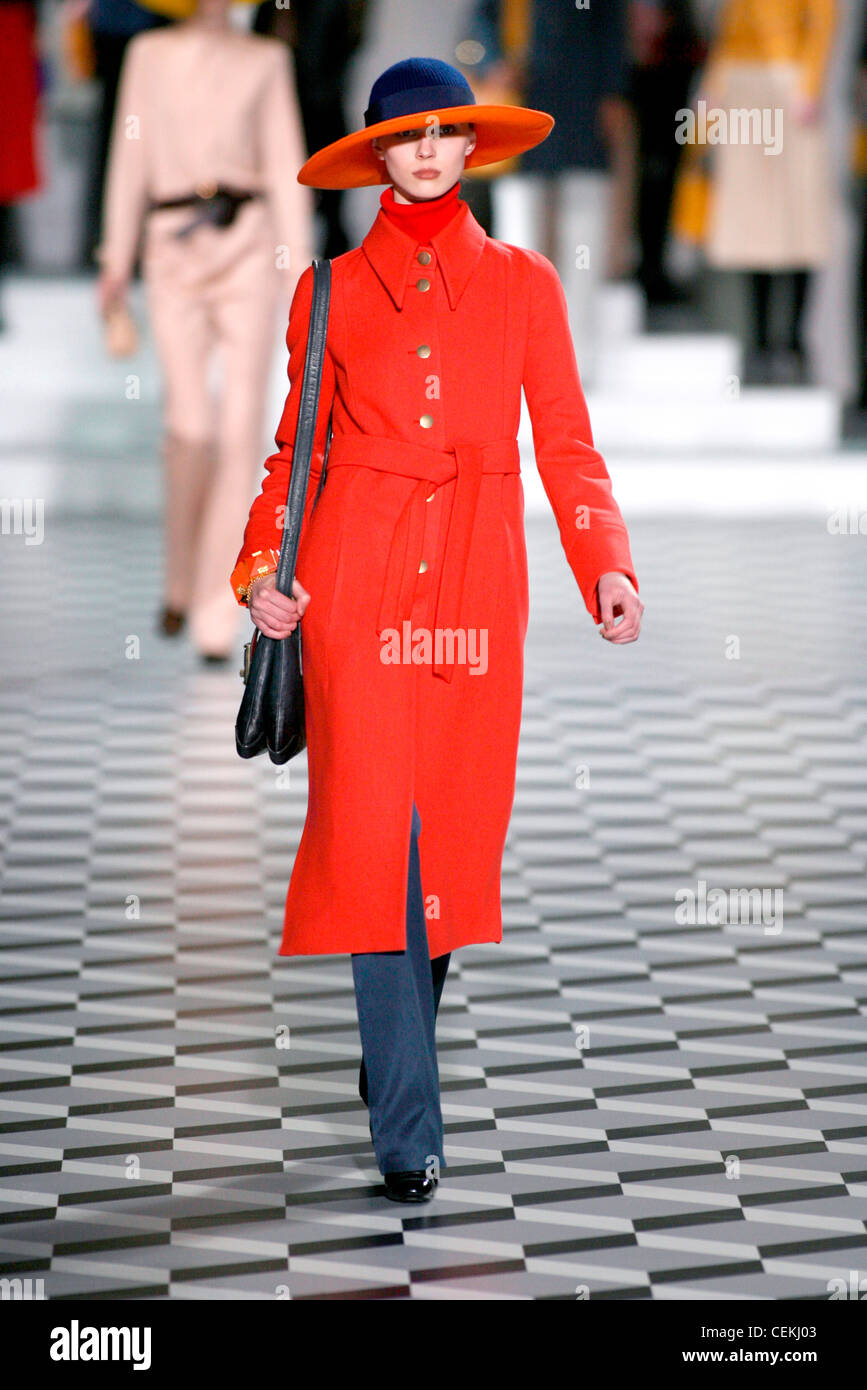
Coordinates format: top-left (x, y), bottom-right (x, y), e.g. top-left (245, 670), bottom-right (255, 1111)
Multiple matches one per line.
top-left (1, 509), bottom-right (866, 1300)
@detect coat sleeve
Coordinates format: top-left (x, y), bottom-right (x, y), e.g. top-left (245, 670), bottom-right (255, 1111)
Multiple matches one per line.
top-left (95, 32), bottom-right (150, 282)
top-left (521, 250), bottom-right (638, 626)
top-left (231, 262), bottom-right (335, 604)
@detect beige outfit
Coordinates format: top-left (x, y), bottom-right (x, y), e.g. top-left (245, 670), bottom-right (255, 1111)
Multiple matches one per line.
top-left (701, 0), bottom-right (838, 269)
top-left (98, 20), bottom-right (313, 654)
top-left (706, 61), bottom-right (834, 268)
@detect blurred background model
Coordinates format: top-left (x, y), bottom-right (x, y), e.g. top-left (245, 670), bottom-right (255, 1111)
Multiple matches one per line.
top-left (95, 0), bottom-right (312, 660)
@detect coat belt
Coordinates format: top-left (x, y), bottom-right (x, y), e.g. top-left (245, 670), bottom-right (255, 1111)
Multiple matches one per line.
top-left (325, 434), bottom-right (521, 682)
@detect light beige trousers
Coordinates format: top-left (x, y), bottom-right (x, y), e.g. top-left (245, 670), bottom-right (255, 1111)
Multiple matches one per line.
top-left (706, 62), bottom-right (833, 269)
top-left (143, 199), bottom-right (283, 655)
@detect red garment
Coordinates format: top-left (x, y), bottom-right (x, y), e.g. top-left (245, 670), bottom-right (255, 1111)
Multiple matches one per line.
top-left (232, 195), bottom-right (638, 959)
top-left (0, 2), bottom-right (40, 203)
top-left (379, 179), bottom-right (461, 242)
top-left (230, 188), bottom-right (462, 599)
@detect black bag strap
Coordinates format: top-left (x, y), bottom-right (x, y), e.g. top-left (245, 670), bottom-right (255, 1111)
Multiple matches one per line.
top-left (274, 257), bottom-right (332, 598)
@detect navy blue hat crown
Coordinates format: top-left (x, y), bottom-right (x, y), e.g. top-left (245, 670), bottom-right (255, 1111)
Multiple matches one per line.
top-left (364, 57), bottom-right (476, 127)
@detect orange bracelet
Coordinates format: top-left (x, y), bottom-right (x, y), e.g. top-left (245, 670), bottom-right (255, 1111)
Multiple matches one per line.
top-left (232, 548), bottom-right (281, 605)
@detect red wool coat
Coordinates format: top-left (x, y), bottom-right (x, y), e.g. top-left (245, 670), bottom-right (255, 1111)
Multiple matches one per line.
top-left (232, 196), bottom-right (638, 959)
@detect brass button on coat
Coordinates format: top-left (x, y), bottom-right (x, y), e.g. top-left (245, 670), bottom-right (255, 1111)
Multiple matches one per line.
top-left (417, 250), bottom-right (432, 265)
top-left (416, 344), bottom-right (431, 358)
top-left (419, 413), bottom-right (434, 428)
top-left (416, 277), bottom-right (431, 292)
top-left (418, 560), bottom-right (429, 573)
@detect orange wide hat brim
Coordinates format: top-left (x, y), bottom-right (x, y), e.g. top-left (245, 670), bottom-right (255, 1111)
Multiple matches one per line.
top-left (297, 104), bottom-right (555, 189)
top-left (135, 0), bottom-right (257, 16)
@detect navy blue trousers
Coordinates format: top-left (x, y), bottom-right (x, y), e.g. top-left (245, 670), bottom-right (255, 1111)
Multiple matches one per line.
top-left (352, 803), bottom-right (450, 1174)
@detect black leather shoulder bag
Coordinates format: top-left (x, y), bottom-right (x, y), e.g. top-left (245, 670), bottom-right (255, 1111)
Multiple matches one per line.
top-left (235, 257), bottom-right (332, 764)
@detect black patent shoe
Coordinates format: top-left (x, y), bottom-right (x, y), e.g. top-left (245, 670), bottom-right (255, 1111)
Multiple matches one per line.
top-left (358, 1057), bottom-right (368, 1107)
top-left (383, 1170), bottom-right (436, 1203)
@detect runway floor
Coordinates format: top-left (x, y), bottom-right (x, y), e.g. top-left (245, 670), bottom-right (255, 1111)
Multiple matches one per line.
top-left (2, 506), bottom-right (866, 1299)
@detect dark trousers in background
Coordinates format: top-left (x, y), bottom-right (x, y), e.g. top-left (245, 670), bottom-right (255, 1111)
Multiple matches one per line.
top-left (352, 802), bottom-right (451, 1174)
top-left (855, 180), bottom-right (867, 407)
top-left (629, 59), bottom-right (697, 301)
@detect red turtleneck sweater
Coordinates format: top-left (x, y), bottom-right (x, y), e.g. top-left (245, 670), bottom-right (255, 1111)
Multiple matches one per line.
top-left (380, 179), bottom-right (462, 243)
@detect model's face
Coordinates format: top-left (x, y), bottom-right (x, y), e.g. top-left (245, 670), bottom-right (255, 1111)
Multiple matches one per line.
top-left (372, 121), bottom-right (476, 201)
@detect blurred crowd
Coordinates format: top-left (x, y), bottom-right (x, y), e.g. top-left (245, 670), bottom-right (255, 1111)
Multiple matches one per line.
top-left (3, 0), bottom-right (867, 392)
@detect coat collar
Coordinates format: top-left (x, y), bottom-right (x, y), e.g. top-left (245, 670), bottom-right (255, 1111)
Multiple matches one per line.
top-left (362, 197), bottom-right (487, 311)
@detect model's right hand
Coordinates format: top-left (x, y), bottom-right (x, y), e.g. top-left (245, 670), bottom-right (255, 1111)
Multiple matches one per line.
top-left (249, 574), bottom-right (311, 639)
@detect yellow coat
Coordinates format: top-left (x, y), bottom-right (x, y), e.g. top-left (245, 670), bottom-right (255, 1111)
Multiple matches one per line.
top-left (703, 0), bottom-right (837, 102)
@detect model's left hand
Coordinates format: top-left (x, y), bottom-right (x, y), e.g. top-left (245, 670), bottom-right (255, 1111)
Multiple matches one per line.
top-left (597, 572), bottom-right (643, 643)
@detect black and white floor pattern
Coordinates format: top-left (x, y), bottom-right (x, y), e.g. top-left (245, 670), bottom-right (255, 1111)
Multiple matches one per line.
top-left (1, 509), bottom-right (866, 1300)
